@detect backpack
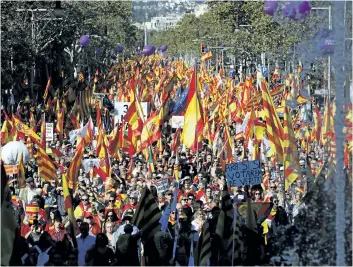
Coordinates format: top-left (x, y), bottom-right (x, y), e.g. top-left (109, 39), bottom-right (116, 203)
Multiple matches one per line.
top-left (33, 246), bottom-right (52, 266)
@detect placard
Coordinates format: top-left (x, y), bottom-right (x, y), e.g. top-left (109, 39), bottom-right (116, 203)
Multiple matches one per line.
top-left (4, 165), bottom-right (18, 175)
top-left (114, 102), bottom-right (148, 125)
top-left (226, 160), bottom-right (262, 187)
top-left (153, 178), bottom-right (169, 194)
top-left (46, 123), bottom-right (54, 141)
top-left (171, 116), bottom-right (184, 128)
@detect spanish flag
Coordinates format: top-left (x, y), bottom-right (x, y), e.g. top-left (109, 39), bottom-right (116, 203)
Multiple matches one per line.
top-left (43, 77), bottom-right (51, 101)
top-left (96, 131), bottom-right (110, 179)
top-left (67, 140), bottom-right (84, 189)
top-left (56, 108), bottom-right (64, 142)
top-left (181, 67), bottom-right (204, 152)
top-left (140, 111), bottom-right (161, 150)
top-left (1, 120), bottom-right (9, 145)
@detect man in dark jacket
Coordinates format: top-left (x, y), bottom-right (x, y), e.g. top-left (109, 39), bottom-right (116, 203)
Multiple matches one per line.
top-left (115, 224), bottom-right (141, 266)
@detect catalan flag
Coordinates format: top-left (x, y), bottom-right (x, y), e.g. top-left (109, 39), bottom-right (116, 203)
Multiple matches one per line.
top-left (181, 67), bottom-right (204, 152)
top-left (261, 80), bottom-right (284, 162)
top-left (66, 140), bottom-right (84, 189)
top-left (37, 145), bottom-right (57, 182)
top-left (283, 106), bottom-right (301, 190)
top-left (43, 77), bottom-right (51, 101)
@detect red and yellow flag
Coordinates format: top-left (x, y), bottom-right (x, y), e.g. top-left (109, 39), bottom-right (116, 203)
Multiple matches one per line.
top-left (261, 80), bottom-right (284, 162)
top-left (56, 108), bottom-right (65, 141)
top-left (67, 140), bottom-right (85, 189)
top-left (283, 106), bottom-right (300, 190)
top-left (96, 131), bottom-right (110, 180)
top-left (181, 67), bottom-right (204, 152)
top-left (140, 111), bottom-right (161, 150)
top-left (40, 114), bottom-right (46, 150)
top-left (43, 77), bottom-right (51, 101)
top-left (37, 145), bottom-right (57, 182)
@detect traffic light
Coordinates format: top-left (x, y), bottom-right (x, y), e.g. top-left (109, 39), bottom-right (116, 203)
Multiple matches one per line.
top-left (201, 43), bottom-right (207, 53)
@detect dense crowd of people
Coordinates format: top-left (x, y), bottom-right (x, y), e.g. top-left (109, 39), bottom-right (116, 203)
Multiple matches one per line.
top-left (1, 53), bottom-right (351, 266)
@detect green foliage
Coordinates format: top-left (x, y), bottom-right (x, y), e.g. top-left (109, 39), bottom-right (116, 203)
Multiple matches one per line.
top-left (1, 1), bottom-right (140, 98)
top-left (149, 0), bottom-right (329, 61)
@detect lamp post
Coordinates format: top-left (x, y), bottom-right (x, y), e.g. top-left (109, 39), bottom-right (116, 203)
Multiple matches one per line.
top-left (311, 5), bottom-right (332, 102)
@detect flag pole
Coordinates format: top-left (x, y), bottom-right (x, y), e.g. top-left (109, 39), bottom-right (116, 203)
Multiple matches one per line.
top-left (231, 205), bottom-right (238, 266)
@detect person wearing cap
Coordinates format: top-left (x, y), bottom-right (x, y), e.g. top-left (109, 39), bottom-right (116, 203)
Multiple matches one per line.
top-left (84, 212), bottom-right (101, 236)
top-left (18, 177), bottom-right (37, 205)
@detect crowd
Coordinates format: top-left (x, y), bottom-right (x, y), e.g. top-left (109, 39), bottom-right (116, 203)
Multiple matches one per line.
top-left (1, 54), bottom-right (352, 266)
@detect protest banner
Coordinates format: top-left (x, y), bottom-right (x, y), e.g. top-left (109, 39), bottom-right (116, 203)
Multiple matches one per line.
top-left (226, 160), bottom-right (262, 187)
top-left (46, 123), bottom-right (54, 141)
top-left (114, 102), bottom-right (148, 124)
top-left (153, 178), bottom-right (169, 194)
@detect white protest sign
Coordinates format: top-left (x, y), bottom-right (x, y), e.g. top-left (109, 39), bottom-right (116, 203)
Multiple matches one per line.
top-left (226, 160), bottom-right (262, 187)
top-left (46, 123), bottom-right (54, 141)
top-left (114, 102), bottom-right (148, 125)
top-left (153, 178), bottom-right (169, 194)
top-left (171, 116), bottom-right (184, 128)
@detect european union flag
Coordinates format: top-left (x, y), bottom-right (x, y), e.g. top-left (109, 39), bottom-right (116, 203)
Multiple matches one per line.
top-left (169, 86), bottom-right (189, 115)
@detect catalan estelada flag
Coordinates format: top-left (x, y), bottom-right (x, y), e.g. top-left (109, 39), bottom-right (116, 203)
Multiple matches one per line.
top-left (181, 66), bottom-right (204, 152)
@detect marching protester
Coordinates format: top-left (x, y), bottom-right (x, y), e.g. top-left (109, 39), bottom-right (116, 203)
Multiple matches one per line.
top-left (1, 42), bottom-right (351, 267)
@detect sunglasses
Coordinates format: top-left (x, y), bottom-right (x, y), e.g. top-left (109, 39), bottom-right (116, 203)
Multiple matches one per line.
top-left (188, 198), bottom-right (194, 200)
top-left (182, 199), bottom-right (187, 201)
top-left (255, 193), bottom-right (261, 195)
top-left (270, 187), bottom-right (276, 189)
top-left (82, 199), bottom-right (88, 201)
top-left (109, 200), bottom-right (115, 202)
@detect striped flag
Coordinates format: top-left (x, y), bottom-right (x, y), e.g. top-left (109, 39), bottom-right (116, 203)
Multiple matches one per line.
top-left (194, 220), bottom-right (212, 266)
top-left (56, 108), bottom-right (65, 141)
top-left (37, 145), bottom-right (57, 182)
top-left (79, 88), bottom-right (92, 118)
top-left (130, 187), bottom-right (161, 241)
top-left (283, 106), bottom-right (301, 190)
top-left (66, 140), bottom-right (85, 189)
top-left (43, 77), bottom-right (51, 101)
top-left (226, 210), bottom-right (243, 264)
top-left (261, 80), bottom-right (284, 162)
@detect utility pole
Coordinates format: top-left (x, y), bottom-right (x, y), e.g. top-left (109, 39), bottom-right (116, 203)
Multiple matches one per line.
top-left (144, 11), bottom-right (148, 46)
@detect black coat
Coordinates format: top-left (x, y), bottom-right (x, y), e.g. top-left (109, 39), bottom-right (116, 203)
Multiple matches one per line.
top-left (115, 232), bottom-right (141, 266)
